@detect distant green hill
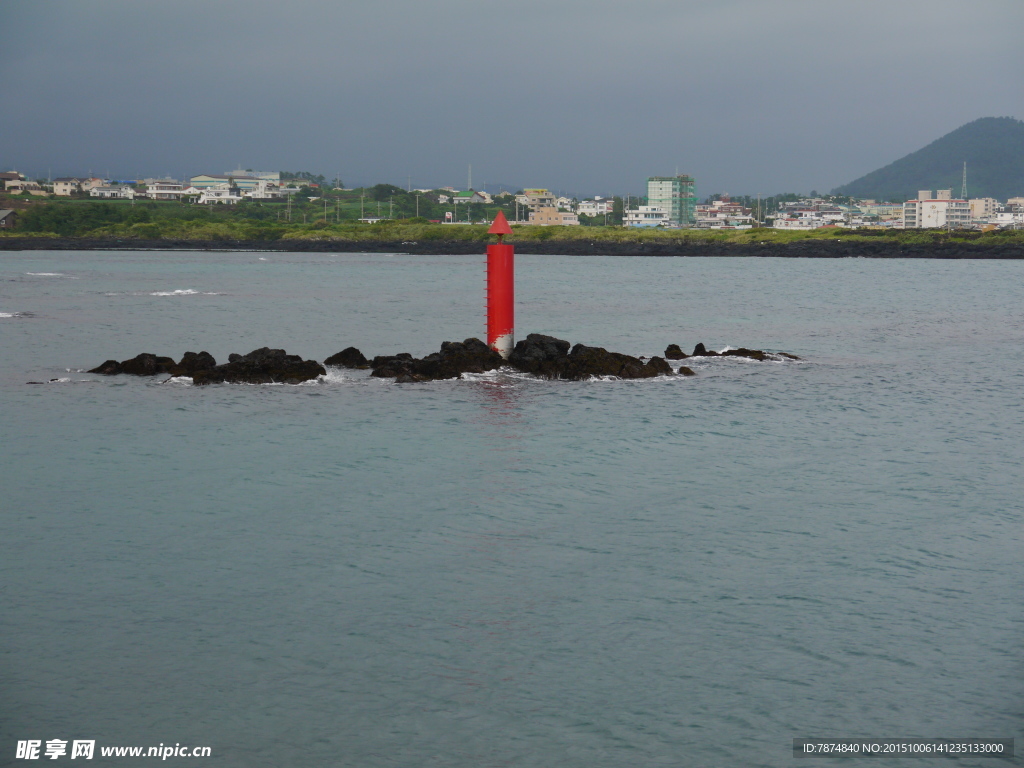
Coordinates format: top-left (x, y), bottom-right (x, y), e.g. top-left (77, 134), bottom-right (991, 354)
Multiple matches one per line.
top-left (832, 117), bottom-right (1024, 201)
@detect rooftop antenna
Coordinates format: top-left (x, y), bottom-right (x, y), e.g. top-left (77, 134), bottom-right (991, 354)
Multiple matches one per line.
top-left (961, 161), bottom-right (968, 200)
top-left (468, 163), bottom-right (472, 190)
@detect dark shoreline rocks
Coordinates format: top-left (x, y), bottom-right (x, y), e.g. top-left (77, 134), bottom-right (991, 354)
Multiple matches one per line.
top-left (89, 348), bottom-right (325, 384)
top-left (86, 337), bottom-right (798, 386)
top-left (369, 338), bottom-right (505, 382)
top-left (4, 236), bottom-right (1024, 259)
top-left (689, 343), bottom-right (800, 361)
top-left (509, 334), bottom-right (674, 380)
top-left (88, 351), bottom-right (216, 377)
top-left (323, 346), bottom-right (370, 368)
top-left (191, 348), bottom-right (325, 385)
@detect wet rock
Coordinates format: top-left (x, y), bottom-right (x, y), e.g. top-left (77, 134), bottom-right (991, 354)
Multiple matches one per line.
top-left (88, 359), bottom-right (124, 375)
top-left (720, 348), bottom-right (802, 361)
top-left (721, 348), bottom-right (770, 361)
top-left (416, 338), bottom-right (505, 380)
top-left (395, 373), bottom-right (431, 384)
top-left (691, 345), bottom-right (801, 361)
top-left (371, 339), bottom-right (504, 381)
top-left (507, 334), bottom-right (572, 378)
top-left (324, 346), bottom-right (370, 369)
top-left (370, 353), bottom-right (416, 379)
top-left (169, 351), bottom-right (216, 377)
top-left (191, 347), bottom-right (325, 385)
top-left (677, 366), bottom-right (696, 376)
top-left (89, 353), bottom-right (176, 376)
top-left (508, 334), bottom-right (675, 380)
top-left (644, 356), bottom-right (673, 376)
top-left (692, 343), bottom-right (718, 357)
top-left (664, 344), bottom-right (688, 360)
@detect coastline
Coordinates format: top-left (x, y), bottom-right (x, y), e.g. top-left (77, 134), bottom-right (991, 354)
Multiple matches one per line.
top-left (1, 235), bottom-right (1023, 258)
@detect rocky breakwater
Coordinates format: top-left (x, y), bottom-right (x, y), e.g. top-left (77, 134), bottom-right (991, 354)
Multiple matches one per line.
top-left (325, 334), bottom-right (678, 383)
top-left (665, 342), bottom-right (800, 361)
top-left (85, 337), bottom-right (799, 387)
top-left (507, 334), bottom-right (677, 380)
top-left (89, 348), bottom-right (325, 385)
top-left (89, 350), bottom-right (217, 377)
top-left (366, 338), bottom-right (505, 383)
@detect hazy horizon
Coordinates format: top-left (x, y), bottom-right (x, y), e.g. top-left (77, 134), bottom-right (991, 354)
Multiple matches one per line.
top-left (2, 0), bottom-right (1021, 199)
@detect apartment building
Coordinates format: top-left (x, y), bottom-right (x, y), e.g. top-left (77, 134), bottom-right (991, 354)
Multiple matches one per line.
top-left (646, 175), bottom-right (696, 227)
top-left (902, 189), bottom-right (970, 229)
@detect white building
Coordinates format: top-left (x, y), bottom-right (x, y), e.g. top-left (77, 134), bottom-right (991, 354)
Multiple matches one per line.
top-left (902, 189), bottom-right (970, 229)
top-left (577, 197), bottom-right (614, 217)
top-left (89, 185), bottom-right (136, 200)
top-left (146, 181), bottom-right (185, 200)
top-left (197, 184), bottom-right (243, 204)
top-left (988, 210), bottom-right (1024, 229)
top-left (624, 205), bottom-right (670, 228)
top-left (695, 198), bottom-right (755, 229)
top-left (245, 180), bottom-right (283, 200)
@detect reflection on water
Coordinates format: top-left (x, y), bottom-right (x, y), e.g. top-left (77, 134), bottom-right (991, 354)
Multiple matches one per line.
top-left (468, 377), bottom-right (530, 447)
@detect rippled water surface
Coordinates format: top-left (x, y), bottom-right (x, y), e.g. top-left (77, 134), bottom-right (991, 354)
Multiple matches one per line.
top-left (2, 250), bottom-right (1023, 767)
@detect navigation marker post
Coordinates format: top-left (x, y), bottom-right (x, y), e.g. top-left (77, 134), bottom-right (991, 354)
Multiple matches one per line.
top-left (486, 211), bottom-right (515, 358)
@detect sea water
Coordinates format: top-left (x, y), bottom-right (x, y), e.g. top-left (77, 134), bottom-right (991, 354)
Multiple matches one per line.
top-left (2, 250), bottom-right (1023, 767)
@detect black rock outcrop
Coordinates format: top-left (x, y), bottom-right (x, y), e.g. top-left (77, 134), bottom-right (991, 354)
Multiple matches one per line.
top-left (324, 346), bottom-right (370, 368)
top-left (507, 334), bottom-right (674, 380)
top-left (370, 339), bottom-right (504, 382)
top-left (90, 351), bottom-right (217, 377)
top-left (507, 334), bottom-right (571, 377)
top-left (664, 344), bottom-right (688, 360)
top-left (191, 347), bottom-right (325, 385)
top-left (691, 343), bottom-right (718, 357)
top-left (89, 353), bottom-right (177, 376)
top-left (169, 351), bottom-right (217, 376)
top-left (690, 343), bottom-right (800, 361)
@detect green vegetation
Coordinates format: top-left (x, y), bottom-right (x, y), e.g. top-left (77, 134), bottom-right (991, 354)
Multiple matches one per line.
top-left (832, 116), bottom-right (1024, 201)
top-left (2, 192), bottom-right (1022, 248)
top-left (3, 197), bottom-right (1022, 248)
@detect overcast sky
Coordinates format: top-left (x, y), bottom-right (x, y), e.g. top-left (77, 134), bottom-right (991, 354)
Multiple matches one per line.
top-left (2, 0), bottom-right (1021, 197)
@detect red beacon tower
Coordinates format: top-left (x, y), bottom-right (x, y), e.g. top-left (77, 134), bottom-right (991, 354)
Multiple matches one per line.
top-left (486, 211), bottom-right (515, 358)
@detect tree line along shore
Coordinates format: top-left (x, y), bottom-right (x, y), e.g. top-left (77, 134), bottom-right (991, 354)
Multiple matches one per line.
top-left (1, 197), bottom-right (1022, 257)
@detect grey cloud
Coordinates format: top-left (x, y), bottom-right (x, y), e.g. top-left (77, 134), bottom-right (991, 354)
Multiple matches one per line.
top-left (2, 0), bottom-right (1021, 196)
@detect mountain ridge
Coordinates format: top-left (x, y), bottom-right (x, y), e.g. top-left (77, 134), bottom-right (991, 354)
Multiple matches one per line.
top-left (832, 117), bottom-right (1024, 201)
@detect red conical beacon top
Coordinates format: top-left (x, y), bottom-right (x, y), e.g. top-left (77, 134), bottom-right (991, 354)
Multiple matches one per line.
top-left (488, 210), bottom-right (513, 238)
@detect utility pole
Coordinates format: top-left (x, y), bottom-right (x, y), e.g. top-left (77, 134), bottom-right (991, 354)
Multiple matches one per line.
top-left (415, 194), bottom-right (420, 218)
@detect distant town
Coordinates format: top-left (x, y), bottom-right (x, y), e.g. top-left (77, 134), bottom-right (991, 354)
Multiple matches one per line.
top-left (1, 168), bottom-right (1022, 233)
